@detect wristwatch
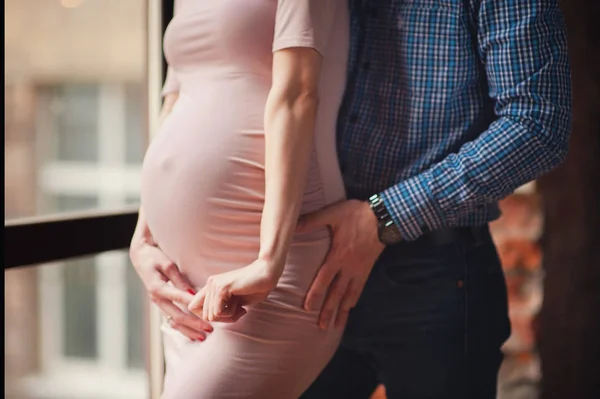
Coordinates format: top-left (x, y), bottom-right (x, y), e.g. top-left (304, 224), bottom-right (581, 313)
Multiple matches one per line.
top-left (368, 194), bottom-right (403, 245)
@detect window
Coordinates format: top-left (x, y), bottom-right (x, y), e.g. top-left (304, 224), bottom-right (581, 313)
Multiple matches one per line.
top-left (36, 83), bottom-right (144, 215)
top-left (4, 0), bottom-right (148, 221)
top-left (127, 265), bottom-right (148, 369)
top-left (125, 85), bottom-right (148, 165)
top-left (47, 85), bottom-right (100, 163)
top-left (3, 0), bottom-right (164, 398)
top-left (8, 255), bottom-right (149, 399)
top-left (63, 258), bottom-right (98, 359)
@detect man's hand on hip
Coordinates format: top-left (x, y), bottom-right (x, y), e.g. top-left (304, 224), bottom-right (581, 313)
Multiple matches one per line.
top-left (298, 200), bottom-right (385, 329)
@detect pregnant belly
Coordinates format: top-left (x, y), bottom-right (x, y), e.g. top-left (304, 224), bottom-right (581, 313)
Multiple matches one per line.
top-left (141, 92), bottom-right (267, 277)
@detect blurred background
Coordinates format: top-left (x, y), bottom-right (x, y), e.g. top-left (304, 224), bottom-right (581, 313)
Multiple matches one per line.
top-left (4, 1), bottom-right (599, 399)
top-left (5, 1), bottom-right (149, 398)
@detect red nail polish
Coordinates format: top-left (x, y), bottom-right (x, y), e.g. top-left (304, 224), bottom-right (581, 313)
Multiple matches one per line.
top-left (187, 289), bottom-right (196, 295)
top-left (205, 327), bottom-right (213, 333)
top-left (198, 336), bottom-right (205, 341)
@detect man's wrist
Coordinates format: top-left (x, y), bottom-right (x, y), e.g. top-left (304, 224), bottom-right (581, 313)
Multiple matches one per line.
top-left (379, 172), bottom-right (447, 241)
top-left (368, 194), bottom-right (403, 245)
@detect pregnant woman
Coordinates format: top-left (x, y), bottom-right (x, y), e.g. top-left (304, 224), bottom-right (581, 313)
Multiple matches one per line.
top-left (131, 0), bottom-right (349, 397)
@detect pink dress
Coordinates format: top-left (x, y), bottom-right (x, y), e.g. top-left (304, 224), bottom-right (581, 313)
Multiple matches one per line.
top-left (140, 0), bottom-right (349, 397)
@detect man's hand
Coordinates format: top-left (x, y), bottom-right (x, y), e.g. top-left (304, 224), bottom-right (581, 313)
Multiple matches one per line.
top-left (298, 200), bottom-right (385, 329)
top-left (129, 237), bottom-right (213, 341)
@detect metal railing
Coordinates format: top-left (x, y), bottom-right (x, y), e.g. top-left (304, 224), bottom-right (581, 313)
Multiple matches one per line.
top-left (4, 209), bottom-right (138, 269)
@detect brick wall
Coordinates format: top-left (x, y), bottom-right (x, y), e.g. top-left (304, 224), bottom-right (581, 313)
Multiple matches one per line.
top-left (493, 192), bottom-right (544, 399)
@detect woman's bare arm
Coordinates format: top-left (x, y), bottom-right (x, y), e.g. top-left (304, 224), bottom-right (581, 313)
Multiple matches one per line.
top-left (258, 47), bottom-right (323, 278)
top-left (187, 47), bottom-right (326, 321)
top-left (187, 0), bottom-right (339, 321)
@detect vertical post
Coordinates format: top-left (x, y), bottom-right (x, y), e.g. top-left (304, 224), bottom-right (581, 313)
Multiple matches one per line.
top-left (146, 0), bottom-right (165, 398)
top-left (538, 1), bottom-right (600, 398)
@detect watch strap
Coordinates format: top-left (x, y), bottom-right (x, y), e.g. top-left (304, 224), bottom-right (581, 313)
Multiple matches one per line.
top-left (368, 194), bottom-right (403, 244)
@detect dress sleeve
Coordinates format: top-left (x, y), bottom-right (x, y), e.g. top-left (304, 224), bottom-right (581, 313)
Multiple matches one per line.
top-left (272, 0), bottom-right (339, 56)
top-left (161, 0), bottom-right (181, 97)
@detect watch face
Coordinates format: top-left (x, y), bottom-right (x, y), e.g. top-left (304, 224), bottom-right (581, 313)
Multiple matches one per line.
top-left (380, 225), bottom-right (403, 245)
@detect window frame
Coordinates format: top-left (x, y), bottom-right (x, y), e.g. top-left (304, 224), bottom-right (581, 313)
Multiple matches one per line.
top-left (3, 1), bottom-right (172, 398)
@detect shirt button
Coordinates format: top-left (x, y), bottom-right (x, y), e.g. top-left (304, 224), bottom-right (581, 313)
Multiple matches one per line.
top-left (349, 114), bottom-right (358, 123)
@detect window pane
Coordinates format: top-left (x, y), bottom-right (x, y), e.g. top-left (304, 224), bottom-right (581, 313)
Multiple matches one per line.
top-left (126, 264), bottom-right (147, 369)
top-left (126, 194), bottom-right (141, 207)
top-left (63, 259), bottom-right (98, 359)
top-left (56, 195), bottom-right (99, 213)
top-left (125, 85), bottom-right (147, 165)
top-left (4, 0), bottom-right (147, 221)
top-left (5, 252), bottom-right (149, 399)
top-left (46, 84), bottom-right (100, 162)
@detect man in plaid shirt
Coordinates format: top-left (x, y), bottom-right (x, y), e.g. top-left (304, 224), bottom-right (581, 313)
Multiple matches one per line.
top-left (300, 0), bottom-right (571, 397)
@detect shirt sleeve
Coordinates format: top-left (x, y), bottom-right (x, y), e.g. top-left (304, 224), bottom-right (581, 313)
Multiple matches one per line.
top-left (379, 0), bottom-right (572, 241)
top-left (161, 0), bottom-right (181, 97)
top-left (272, 0), bottom-right (339, 56)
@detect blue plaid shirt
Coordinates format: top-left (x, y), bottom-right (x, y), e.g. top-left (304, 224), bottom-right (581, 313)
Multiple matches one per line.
top-left (338, 0), bottom-right (572, 241)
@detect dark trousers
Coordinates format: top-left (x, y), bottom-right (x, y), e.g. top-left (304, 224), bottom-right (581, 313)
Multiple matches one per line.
top-left (300, 226), bottom-right (511, 399)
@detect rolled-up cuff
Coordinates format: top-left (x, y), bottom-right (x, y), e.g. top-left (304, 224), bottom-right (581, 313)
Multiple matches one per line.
top-left (379, 171), bottom-right (447, 241)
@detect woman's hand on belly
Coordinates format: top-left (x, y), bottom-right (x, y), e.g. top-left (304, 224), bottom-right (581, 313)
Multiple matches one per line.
top-left (188, 259), bottom-right (280, 322)
top-left (130, 238), bottom-right (214, 341)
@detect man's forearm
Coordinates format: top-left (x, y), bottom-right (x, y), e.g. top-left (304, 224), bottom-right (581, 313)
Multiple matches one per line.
top-left (379, 0), bottom-right (572, 241)
top-left (380, 114), bottom-right (569, 241)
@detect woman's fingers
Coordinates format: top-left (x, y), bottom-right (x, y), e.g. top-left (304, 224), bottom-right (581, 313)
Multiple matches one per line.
top-left (156, 283), bottom-right (195, 307)
top-left (217, 296), bottom-right (238, 318)
top-left (188, 287), bottom-right (206, 315)
top-left (190, 284), bottom-right (240, 320)
top-left (168, 322), bottom-right (208, 342)
top-left (159, 258), bottom-right (195, 295)
top-left (202, 285), bottom-right (211, 321)
top-left (194, 271), bottom-right (253, 322)
top-left (158, 300), bottom-right (212, 338)
top-left (213, 284), bottom-right (233, 318)
top-left (211, 284), bottom-right (222, 321)
top-left (212, 305), bottom-right (247, 323)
